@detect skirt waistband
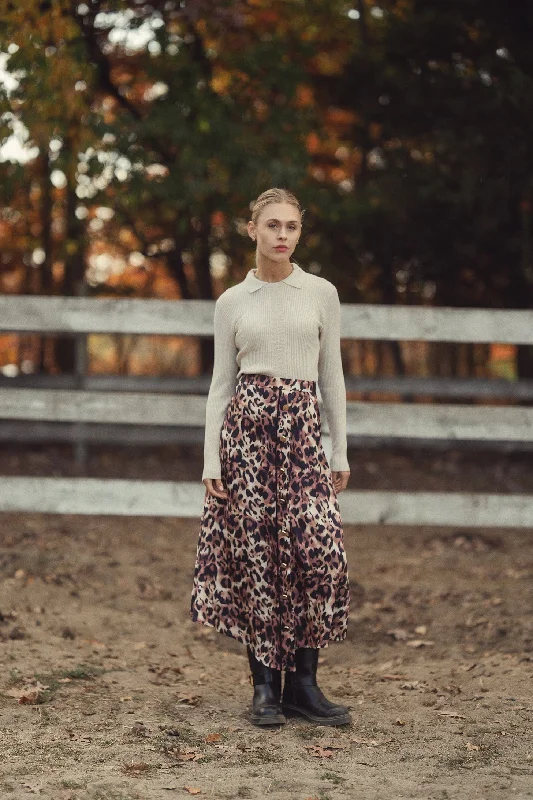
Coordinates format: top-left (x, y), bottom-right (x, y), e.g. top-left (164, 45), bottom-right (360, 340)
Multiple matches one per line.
top-left (237, 372), bottom-right (317, 394)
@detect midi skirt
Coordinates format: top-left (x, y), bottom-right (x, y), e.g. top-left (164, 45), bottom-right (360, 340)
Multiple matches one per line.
top-left (190, 373), bottom-right (350, 672)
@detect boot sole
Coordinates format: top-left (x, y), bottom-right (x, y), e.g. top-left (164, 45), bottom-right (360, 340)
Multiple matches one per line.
top-left (250, 713), bottom-right (287, 726)
top-left (282, 703), bottom-right (351, 726)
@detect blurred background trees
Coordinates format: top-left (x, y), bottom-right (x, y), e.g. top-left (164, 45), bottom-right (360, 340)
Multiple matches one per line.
top-left (1, 0), bottom-right (532, 379)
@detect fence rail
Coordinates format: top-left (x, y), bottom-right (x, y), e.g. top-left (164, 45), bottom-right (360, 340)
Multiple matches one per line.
top-left (1, 295), bottom-right (532, 525)
top-left (2, 374), bottom-right (533, 401)
top-left (0, 478), bottom-right (531, 527)
top-left (1, 389), bottom-right (533, 442)
top-left (2, 295), bottom-right (533, 342)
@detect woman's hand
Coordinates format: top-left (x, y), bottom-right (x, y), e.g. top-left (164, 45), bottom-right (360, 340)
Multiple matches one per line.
top-left (332, 470), bottom-right (350, 494)
top-left (203, 478), bottom-right (228, 500)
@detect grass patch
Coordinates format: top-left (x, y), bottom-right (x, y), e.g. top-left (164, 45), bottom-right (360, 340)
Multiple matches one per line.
top-left (294, 725), bottom-right (320, 740)
top-left (6, 669), bottom-right (23, 687)
top-left (29, 662), bottom-right (106, 703)
top-left (444, 750), bottom-right (495, 771)
top-left (321, 771), bottom-right (346, 785)
top-left (120, 761), bottom-right (158, 777)
top-left (59, 663), bottom-right (106, 680)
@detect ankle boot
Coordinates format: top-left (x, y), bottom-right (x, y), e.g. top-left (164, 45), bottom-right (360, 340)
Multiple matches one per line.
top-left (246, 646), bottom-right (286, 726)
top-left (281, 647), bottom-right (351, 726)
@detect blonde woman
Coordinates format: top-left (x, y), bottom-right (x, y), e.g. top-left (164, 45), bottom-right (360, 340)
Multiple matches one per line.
top-left (191, 188), bottom-right (352, 727)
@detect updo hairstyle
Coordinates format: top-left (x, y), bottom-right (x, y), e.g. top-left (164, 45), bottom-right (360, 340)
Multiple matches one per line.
top-left (250, 188), bottom-right (303, 225)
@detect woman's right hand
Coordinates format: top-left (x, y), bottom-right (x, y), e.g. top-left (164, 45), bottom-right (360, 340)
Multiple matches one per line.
top-left (203, 478), bottom-right (228, 500)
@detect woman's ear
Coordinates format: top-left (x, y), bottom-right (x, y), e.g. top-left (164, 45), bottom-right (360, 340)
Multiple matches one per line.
top-left (247, 220), bottom-right (256, 241)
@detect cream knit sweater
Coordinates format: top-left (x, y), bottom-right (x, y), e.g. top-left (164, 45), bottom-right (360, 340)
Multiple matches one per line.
top-left (202, 261), bottom-right (350, 481)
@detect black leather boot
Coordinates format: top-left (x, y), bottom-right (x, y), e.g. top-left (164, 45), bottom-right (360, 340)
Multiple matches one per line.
top-left (247, 646), bottom-right (286, 726)
top-left (281, 647), bottom-right (351, 726)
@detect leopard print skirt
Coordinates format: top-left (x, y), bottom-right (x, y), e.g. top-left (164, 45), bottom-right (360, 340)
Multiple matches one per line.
top-left (190, 373), bottom-right (350, 672)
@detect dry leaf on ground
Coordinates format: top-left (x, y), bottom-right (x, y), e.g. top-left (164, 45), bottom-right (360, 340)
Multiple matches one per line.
top-left (314, 739), bottom-right (347, 750)
top-left (3, 682), bottom-right (49, 704)
top-left (436, 711), bottom-right (467, 719)
top-left (306, 745), bottom-right (336, 758)
top-left (184, 788), bottom-right (202, 795)
top-left (122, 762), bottom-right (153, 775)
top-left (466, 742), bottom-right (480, 751)
top-left (179, 751), bottom-right (203, 762)
top-left (176, 692), bottom-right (201, 706)
top-left (351, 736), bottom-right (392, 747)
top-left (387, 628), bottom-right (410, 641)
top-left (406, 640), bottom-right (435, 648)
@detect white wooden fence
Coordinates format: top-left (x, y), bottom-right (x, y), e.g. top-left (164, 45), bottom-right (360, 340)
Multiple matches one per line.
top-left (0, 295), bottom-right (532, 527)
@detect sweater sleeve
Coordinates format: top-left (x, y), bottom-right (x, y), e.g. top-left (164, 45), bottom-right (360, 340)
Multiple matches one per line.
top-left (317, 284), bottom-right (350, 472)
top-left (202, 293), bottom-right (239, 481)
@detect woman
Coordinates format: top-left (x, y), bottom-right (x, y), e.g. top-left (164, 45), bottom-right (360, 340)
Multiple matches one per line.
top-left (190, 188), bottom-right (352, 727)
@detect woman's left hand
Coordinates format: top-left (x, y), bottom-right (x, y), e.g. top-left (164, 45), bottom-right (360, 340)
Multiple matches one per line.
top-left (332, 470), bottom-right (350, 494)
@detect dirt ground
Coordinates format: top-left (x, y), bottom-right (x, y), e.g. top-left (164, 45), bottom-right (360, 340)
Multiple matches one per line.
top-left (0, 446), bottom-right (532, 800)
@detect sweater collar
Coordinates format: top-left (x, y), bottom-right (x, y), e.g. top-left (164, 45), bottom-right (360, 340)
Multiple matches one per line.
top-left (245, 261), bottom-right (305, 293)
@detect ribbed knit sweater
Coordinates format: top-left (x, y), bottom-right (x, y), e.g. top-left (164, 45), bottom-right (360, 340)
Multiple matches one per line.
top-left (202, 261), bottom-right (350, 481)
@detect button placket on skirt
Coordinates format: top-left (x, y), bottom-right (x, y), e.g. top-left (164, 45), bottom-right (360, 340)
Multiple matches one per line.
top-left (276, 385), bottom-right (294, 670)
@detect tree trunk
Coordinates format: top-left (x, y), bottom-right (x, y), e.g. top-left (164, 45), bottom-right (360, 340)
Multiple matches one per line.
top-left (54, 143), bottom-right (87, 374)
top-left (37, 147), bottom-right (54, 373)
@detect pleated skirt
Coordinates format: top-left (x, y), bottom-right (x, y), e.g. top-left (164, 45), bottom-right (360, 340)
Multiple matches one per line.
top-left (190, 372), bottom-right (350, 672)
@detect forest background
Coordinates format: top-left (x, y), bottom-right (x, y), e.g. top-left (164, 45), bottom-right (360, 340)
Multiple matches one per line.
top-left (1, 0), bottom-right (532, 384)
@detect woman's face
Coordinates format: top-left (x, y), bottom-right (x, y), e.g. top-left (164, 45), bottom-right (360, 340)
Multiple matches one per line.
top-left (248, 202), bottom-right (301, 263)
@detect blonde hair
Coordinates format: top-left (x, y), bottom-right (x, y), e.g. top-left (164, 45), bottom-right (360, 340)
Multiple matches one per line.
top-left (250, 188), bottom-right (303, 225)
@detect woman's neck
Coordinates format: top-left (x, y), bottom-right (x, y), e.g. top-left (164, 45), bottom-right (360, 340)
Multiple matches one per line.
top-left (253, 253), bottom-right (294, 283)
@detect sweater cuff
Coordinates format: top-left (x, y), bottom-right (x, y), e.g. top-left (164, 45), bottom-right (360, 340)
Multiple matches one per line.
top-left (201, 460), bottom-right (222, 482)
top-left (330, 453), bottom-right (350, 472)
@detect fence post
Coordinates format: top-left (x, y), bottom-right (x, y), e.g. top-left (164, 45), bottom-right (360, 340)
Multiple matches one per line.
top-left (74, 280), bottom-right (88, 471)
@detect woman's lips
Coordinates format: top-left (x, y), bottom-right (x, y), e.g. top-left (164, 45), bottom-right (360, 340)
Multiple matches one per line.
top-left (274, 246), bottom-right (288, 251)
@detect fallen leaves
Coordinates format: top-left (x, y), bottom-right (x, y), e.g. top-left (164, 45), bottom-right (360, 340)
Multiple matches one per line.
top-left (387, 628), bottom-right (410, 641)
top-left (399, 681), bottom-right (422, 690)
top-left (121, 761), bottom-right (155, 776)
top-left (2, 682), bottom-right (49, 704)
top-left (406, 639), bottom-right (435, 648)
top-left (306, 745), bottom-right (336, 759)
top-left (306, 739), bottom-right (349, 759)
top-left (130, 721), bottom-right (150, 737)
top-left (436, 711), bottom-right (467, 719)
top-left (136, 576), bottom-right (172, 600)
top-left (179, 751), bottom-right (203, 762)
top-left (386, 628), bottom-right (435, 647)
top-left (148, 663), bottom-right (184, 686)
top-left (306, 734), bottom-right (393, 758)
top-left (351, 736), bottom-right (393, 747)
top-left (176, 692), bottom-right (201, 707)
top-left (184, 787), bottom-right (202, 795)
